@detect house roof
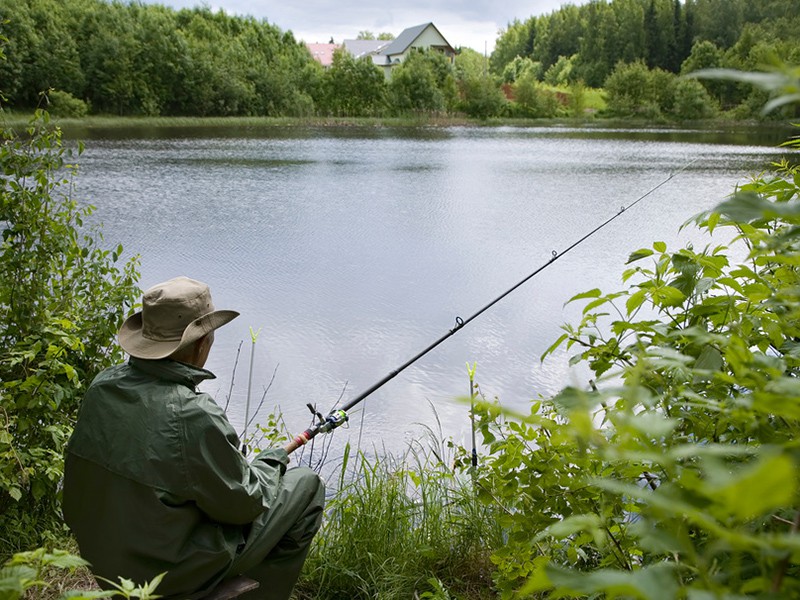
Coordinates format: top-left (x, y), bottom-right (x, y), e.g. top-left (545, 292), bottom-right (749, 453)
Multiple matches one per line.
top-left (342, 39), bottom-right (391, 59)
top-left (379, 23), bottom-right (453, 57)
top-left (306, 43), bottom-right (340, 67)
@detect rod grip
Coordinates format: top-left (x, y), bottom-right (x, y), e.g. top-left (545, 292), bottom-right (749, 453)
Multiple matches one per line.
top-left (284, 428), bottom-right (314, 455)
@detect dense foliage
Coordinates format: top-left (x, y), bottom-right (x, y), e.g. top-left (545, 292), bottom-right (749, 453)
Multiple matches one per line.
top-left (3, 0), bottom-right (797, 121)
top-left (0, 111), bottom-right (140, 553)
top-left (493, 0), bottom-right (800, 119)
top-left (0, 0), bottom-right (319, 117)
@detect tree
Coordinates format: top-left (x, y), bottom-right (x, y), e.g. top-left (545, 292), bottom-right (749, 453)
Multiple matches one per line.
top-left (0, 0), bottom-right (84, 108)
top-left (322, 48), bottom-right (387, 116)
top-left (455, 47), bottom-right (490, 81)
top-left (575, 0), bottom-right (617, 87)
top-left (512, 70), bottom-right (560, 118)
top-left (501, 55), bottom-right (542, 84)
top-left (0, 0), bottom-right (324, 116)
top-left (490, 18), bottom-right (533, 76)
top-left (680, 39), bottom-right (734, 106)
top-left (604, 60), bottom-right (656, 116)
top-left (543, 54), bottom-right (576, 86)
top-left (389, 50), bottom-right (456, 115)
top-left (74, 1), bottom-right (144, 114)
top-left (693, 0), bottom-right (745, 47)
top-left (644, 0), bottom-right (664, 69)
top-left (671, 77), bottom-right (718, 119)
top-left (458, 75), bottom-right (506, 119)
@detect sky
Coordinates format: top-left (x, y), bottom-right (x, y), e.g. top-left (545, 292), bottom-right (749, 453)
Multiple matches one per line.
top-left (139, 0), bottom-right (588, 54)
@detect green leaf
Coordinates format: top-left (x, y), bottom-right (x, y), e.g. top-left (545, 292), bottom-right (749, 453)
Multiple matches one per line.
top-left (535, 513), bottom-right (603, 543)
top-left (708, 453), bottom-right (796, 521)
top-left (545, 563), bottom-right (679, 600)
top-left (626, 289), bottom-right (647, 314)
top-left (540, 333), bottom-right (568, 361)
top-left (706, 210), bottom-right (720, 233)
top-left (627, 248), bottom-right (654, 264)
top-left (694, 345), bottom-right (723, 372)
top-left (742, 282), bottom-right (772, 302)
top-left (582, 296), bottom-right (612, 315)
top-left (652, 285), bottom-right (685, 308)
top-left (566, 288), bottom-right (602, 304)
top-left (63, 592), bottom-right (118, 599)
top-left (43, 551), bottom-right (88, 570)
top-left (716, 191), bottom-right (800, 223)
top-left (653, 241), bottom-right (667, 252)
top-left (623, 411), bottom-right (678, 439)
top-left (141, 572), bottom-right (167, 596)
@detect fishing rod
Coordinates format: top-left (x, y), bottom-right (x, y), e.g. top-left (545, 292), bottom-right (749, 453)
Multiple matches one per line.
top-left (283, 159), bottom-right (698, 455)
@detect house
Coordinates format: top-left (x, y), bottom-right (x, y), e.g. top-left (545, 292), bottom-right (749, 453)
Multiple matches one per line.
top-left (307, 23), bottom-right (455, 78)
top-left (374, 23), bottom-right (455, 78)
top-left (306, 43), bottom-right (340, 68)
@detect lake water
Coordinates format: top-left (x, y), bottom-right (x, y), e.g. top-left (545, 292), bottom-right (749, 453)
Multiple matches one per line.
top-left (68, 123), bottom-right (796, 460)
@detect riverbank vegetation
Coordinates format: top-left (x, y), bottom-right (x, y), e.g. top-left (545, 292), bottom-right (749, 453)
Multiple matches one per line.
top-left (3, 5), bottom-right (800, 599)
top-left (0, 0), bottom-right (798, 123)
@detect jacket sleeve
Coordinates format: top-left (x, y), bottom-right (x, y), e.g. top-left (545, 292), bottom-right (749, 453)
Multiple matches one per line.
top-left (180, 393), bottom-right (289, 525)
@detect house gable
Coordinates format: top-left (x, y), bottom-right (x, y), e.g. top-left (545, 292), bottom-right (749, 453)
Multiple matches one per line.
top-left (375, 23), bottom-right (455, 77)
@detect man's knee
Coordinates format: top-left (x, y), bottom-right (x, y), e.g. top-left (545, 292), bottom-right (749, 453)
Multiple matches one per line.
top-left (283, 467), bottom-right (325, 526)
top-left (286, 466), bottom-right (325, 507)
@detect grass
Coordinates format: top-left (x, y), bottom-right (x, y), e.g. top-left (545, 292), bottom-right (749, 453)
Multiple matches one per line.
top-left (582, 87), bottom-right (607, 112)
top-left (294, 423), bottom-right (503, 600)
top-left (0, 111), bottom-right (478, 131)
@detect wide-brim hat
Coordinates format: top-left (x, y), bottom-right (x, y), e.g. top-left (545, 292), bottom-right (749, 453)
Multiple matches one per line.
top-left (119, 276), bottom-right (239, 360)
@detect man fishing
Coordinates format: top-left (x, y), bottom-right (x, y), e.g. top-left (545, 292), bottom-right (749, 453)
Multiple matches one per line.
top-left (63, 276), bottom-right (324, 600)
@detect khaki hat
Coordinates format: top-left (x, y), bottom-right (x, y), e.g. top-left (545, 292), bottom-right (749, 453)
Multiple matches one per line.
top-left (119, 276), bottom-right (239, 360)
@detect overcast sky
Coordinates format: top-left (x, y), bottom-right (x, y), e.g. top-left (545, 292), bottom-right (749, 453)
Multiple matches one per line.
top-left (140, 0), bottom-right (588, 53)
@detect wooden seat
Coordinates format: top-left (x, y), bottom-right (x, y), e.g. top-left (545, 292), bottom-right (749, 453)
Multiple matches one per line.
top-left (199, 576), bottom-right (259, 600)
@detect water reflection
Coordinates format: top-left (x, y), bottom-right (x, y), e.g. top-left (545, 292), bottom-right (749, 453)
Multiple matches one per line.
top-left (69, 125), bottom-right (796, 457)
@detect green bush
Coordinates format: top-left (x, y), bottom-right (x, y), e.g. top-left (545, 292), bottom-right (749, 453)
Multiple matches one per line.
top-left (0, 112), bottom-right (140, 553)
top-left (321, 49), bottom-right (387, 117)
top-left (604, 61), bottom-right (682, 119)
top-left (671, 78), bottom-right (718, 120)
top-left (604, 60), bottom-right (654, 116)
top-left (389, 51), bottom-right (457, 115)
top-left (512, 72), bottom-right (561, 118)
top-left (45, 89), bottom-right (89, 118)
top-left (458, 76), bottom-right (507, 119)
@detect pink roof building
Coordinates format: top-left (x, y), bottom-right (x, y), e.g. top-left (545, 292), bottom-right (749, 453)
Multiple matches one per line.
top-left (306, 43), bottom-right (340, 67)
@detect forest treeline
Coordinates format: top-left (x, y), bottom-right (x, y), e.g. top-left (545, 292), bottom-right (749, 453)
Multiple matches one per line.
top-left (0, 0), bottom-right (798, 120)
top-left (493, 0), bottom-right (800, 119)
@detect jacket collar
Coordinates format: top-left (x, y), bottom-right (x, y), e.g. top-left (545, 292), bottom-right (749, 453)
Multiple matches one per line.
top-left (129, 356), bottom-right (216, 389)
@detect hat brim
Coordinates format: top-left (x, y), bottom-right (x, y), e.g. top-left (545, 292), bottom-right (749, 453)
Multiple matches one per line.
top-left (119, 309), bottom-right (239, 360)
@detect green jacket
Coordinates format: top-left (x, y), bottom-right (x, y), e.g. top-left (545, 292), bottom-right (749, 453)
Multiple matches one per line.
top-left (63, 358), bottom-right (289, 597)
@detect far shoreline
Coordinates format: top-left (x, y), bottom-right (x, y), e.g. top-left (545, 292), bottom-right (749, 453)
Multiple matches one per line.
top-left (2, 111), bottom-right (795, 147)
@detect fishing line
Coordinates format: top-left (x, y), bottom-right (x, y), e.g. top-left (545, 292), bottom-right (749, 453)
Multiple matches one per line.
top-left (284, 158), bottom-right (698, 454)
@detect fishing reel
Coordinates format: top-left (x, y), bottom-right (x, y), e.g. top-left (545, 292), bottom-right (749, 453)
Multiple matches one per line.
top-left (306, 402), bottom-right (349, 433)
top-left (285, 404), bottom-right (350, 453)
